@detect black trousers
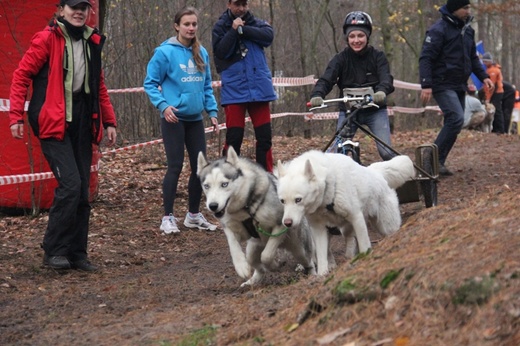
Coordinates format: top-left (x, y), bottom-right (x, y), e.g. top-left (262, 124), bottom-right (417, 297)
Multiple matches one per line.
top-left (491, 92), bottom-right (505, 133)
top-left (40, 93), bottom-right (93, 261)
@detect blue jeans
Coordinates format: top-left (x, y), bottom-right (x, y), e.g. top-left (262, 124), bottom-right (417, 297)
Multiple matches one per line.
top-left (432, 89), bottom-right (465, 166)
top-left (337, 107), bottom-right (394, 161)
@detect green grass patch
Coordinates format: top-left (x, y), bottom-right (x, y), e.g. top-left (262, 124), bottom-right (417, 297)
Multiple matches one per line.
top-left (350, 248), bottom-right (372, 264)
top-left (452, 276), bottom-right (497, 306)
top-left (177, 324), bottom-right (219, 346)
top-left (334, 277), bottom-right (378, 304)
top-left (380, 268), bottom-right (403, 289)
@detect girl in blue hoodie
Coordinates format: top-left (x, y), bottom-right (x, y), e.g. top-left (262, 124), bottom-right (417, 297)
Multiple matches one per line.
top-left (144, 7), bottom-right (219, 234)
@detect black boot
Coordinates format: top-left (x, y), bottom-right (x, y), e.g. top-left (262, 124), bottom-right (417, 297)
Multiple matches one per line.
top-left (43, 255), bottom-right (72, 270)
top-left (439, 165), bottom-right (454, 176)
top-left (71, 259), bottom-right (99, 272)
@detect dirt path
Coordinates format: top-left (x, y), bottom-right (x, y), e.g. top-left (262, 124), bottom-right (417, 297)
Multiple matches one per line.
top-left (1, 130), bottom-right (519, 345)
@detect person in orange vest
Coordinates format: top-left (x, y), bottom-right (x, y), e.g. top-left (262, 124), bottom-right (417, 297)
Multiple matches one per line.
top-left (482, 52), bottom-right (505, 133)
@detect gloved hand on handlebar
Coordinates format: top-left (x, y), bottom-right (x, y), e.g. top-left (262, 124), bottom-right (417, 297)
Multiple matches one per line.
top-left (310, 96), bottom-right (324, 107)
top-left (373, 91), bottom-right (386, 105)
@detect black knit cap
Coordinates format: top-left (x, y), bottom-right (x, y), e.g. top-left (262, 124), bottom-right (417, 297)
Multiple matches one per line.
top-left (446, 0), bottom-right (470, 13)
top-left (60, 0), bottom-right (91, 6)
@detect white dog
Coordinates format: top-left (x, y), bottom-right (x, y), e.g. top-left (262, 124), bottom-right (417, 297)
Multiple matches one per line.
top-left (276, 151), bottom-right (415, 276)
top-left (479, 102), bottom-right (495, 133)
top-left (197, 147), bottom-right (316, 287)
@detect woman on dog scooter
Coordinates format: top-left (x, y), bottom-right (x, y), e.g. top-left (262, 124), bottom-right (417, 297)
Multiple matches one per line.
top-left (310, 11), bottom-right (395, 161)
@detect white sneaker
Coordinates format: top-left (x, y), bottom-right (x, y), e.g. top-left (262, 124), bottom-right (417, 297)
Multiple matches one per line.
top-left (183, 212), bottom-right (218, 231)
top-left (160, 214), bottom-right (180, 234)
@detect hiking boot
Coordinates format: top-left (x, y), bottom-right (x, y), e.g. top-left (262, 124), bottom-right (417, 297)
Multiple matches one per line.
top-left (72, 259), bottom-right (99, 272)
top-left (43, 255), bottom-right (72, 270)
top-left (160, 214), bottom-right (180, 234)
top-left (439, 165), bottom-right (454, 176)
top-left (183, 212), bottom-right (218, 231)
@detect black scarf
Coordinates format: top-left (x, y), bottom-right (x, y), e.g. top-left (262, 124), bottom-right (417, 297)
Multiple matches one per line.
top-left (58, 18), bottom-right (86, 41)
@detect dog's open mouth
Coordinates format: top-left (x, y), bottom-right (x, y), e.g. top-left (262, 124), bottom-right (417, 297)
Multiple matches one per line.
top-left (214, 209), bottom-right (225, 218)
top-left (211, 199), bottom-right (229, 219)
top-left (210, 199), bottom-right (229, 219)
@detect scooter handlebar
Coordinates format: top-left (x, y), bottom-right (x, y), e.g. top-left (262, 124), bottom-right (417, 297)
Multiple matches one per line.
top-left (306, 95), bottom-right (375, 111)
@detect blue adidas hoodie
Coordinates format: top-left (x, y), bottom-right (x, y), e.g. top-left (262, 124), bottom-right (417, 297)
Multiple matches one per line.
top-left (144, 36), bottom-right (218, 121)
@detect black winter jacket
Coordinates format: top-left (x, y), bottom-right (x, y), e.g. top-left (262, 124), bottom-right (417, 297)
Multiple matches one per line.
top-left (419, 6), bottom-right (488, 93)
top-left (311, 45), bottom-right (394, 112)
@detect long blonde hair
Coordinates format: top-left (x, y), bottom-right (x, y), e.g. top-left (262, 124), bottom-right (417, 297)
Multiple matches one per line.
top-left (174, 7), bottom-right (205, 73)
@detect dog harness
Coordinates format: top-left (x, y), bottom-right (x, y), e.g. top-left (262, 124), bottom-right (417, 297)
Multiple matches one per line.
top-left (242, 174), bottom-right (288, 238)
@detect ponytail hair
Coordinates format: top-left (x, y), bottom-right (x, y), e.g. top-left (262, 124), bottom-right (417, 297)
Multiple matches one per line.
top-left (174, 7), bottom-right (205, 73)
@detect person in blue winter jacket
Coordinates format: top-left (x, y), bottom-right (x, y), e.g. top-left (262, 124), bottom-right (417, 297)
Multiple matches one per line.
top-left (212, 0), bottom-right (277, 172)
top-left (144, 7), bottom-right (220, 234)
top-left (419, 0), bottom-right (493, 176)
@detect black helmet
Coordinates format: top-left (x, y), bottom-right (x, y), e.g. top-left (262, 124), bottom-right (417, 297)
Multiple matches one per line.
top-left (343, 11), bottom-right (373, 37)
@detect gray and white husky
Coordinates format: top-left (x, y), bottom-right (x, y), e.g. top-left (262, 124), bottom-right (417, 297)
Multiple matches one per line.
top-left (197, 147), bottom-right (316, 287)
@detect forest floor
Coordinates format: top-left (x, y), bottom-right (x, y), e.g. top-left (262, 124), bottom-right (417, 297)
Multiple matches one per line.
top-left (1, 127), bottom-right (519, 346)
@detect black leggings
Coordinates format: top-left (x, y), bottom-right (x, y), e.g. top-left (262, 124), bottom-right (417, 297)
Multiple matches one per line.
top-left (161, 119), bottom-right (206, 216)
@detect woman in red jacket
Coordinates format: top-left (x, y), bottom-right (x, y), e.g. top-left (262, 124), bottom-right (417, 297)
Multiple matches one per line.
top-left (9, 0), bottom-right (117, 271)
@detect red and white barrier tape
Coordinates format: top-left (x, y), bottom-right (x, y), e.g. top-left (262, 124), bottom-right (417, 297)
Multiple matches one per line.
top-left (102, 76), bottom-right (317, 93)
top-left (0, 171), bottom-right (55, 186)
top-left (102, 138), bottom-right (164, 155)
top-left (0, 124), bottom-right (228, 185)
top-left (393, 80), bottom-right (423, 91)
top-left (0, 77), bottom-right (441, 185)
top-left (0, 100), bottom-right (29, 112)
top-left (389, 105), bottom-right (441, 115)
top-left (0, 105), bottom-right (442, 185)
top-left (0, 162), bottom-right (99, 186)
top-left (101, 123), bottom-right (229, 155)
top-left (1, 77), bottom-right (424, 111)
